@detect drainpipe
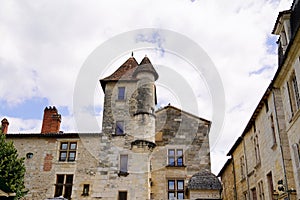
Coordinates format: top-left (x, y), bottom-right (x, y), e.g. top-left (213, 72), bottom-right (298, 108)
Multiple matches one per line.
top-left (272, 88), bottom-right (290, 199)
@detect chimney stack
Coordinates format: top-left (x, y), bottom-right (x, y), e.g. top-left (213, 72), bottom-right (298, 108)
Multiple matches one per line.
top-left (1, 118), bottom-right (9, 134)
top-left (41, 106), bottom-right (61, 134)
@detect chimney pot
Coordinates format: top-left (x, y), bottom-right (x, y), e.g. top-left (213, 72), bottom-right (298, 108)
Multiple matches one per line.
top-left (41, 106), bottom-right (61, 134)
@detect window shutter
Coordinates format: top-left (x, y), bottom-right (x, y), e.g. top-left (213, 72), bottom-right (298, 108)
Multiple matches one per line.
top-left (283, 83), bottom-right (293, 122)
top-left (292, 143), bottom-right (300, 168)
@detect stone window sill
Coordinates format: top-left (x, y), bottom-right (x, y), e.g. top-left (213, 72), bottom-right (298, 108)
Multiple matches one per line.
top-left (112, 134), bottom-right (126, 137)
top-left (166, 165), bottom-right (186, 168)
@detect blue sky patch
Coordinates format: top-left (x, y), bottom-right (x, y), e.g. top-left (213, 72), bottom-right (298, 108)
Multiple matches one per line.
top-left (0, 97), bottom-right (50, 119)
top-left (266, 35), bottom-right (278, 54)
top-left (135, 30), bottom-right (165, 56)
top-left (249, 65), bottom-right (273, 76)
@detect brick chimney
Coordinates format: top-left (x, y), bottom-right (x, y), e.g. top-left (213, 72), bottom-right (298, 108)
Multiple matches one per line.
top-left (1, 118), bottom-right (9, 134)
top-left (41, 106), bottom-right (61, 134)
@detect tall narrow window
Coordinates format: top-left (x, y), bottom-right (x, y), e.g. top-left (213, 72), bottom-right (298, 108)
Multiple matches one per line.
top-left (265, 100), bottom-right (269, 112)
top-left (120, 155), bottom-right (128, 173)
top-left (55, 174), bottom-right (73, 199)
top-left (115, 121), bottom-right (124, 135)
top-left (240, 155), bottom-right (246, 179)
top-left (251, 187), bottom-right (257, 200)
top-left (59, 142), bottom-right (77, 162)
top-left (119, 191), bottom-right (127, 200)
top-left (292, 143), bottom-right (300, 168)
top-left (267, 172), bottom-right (274, 200)
top-left (270, 115), bottom-right (277, 146)
top-left (82, 184), bottom-right (90, 196)
top-left (118, 87), bottom-right (125, 100)
top-left (254, 136), bottom-right (261, 165)
top-left (258, 180), bottom-right (265, 200)
top-left (292, 74), bottom-right (300, 109)
top-left (168, 180), bottom-right (184, 199)
top-left (168, 149), bottom-right (184, 166)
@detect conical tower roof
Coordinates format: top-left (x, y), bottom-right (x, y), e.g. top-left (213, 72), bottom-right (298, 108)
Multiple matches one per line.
top-left (133, 56), bottom-right (159, 80)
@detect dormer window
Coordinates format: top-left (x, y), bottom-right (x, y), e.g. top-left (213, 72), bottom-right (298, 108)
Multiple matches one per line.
top-left (118, 87), bottom-right (125, 100)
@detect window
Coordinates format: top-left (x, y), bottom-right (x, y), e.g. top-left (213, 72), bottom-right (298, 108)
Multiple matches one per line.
top-left (120, 155), bottom-right (128, 173)
top-left (267, 172), bottom-right (274, 200)
top-left (82, 184), bottom-right (90, 196)
top-left (258, 180), bottom-right (265, 200)
top-left (240, 155), bottom-right (246, 179)
top-left (118, 87), bottom-right (125, 100)
top-left (251, 187), bottom-right (257, 200)
top-left (168, 180), bottom-right (184, 199)
top-left (292, 143), bottom-right (300, 168)
top-left (115, 121), bottom-right (124, 135)
top-left (59, 142), bottom-right (77, 162)
top-left (119, 191), bottom-right (127, 200)
top-left (254, 136), bottom-right (260, 165)
top-left (55, 174), bottom-right (73, 199)
top-left (168, 149), bottom-right (183, 166)
top-left (26, 152), bottom-right (33, 159)
top-left (265, 100), bottom-right (269, 112)
top-left (243, 191), bottom-right (248, 200)
top-left (270, 115), bottom-right (277, 145)
top-left (286, 72), bottom-right (300, 117)
top-left (292, 74), bottom-right (300, 109)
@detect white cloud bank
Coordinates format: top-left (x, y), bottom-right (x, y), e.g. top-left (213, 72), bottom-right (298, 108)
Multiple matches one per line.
top-left (0, 0), bottom-right (293, 173)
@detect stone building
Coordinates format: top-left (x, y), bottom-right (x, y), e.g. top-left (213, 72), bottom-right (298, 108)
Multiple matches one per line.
top-left (3, 55), bottom-right (221, 199)
top-left (218, 0), bottom-right (300, 200)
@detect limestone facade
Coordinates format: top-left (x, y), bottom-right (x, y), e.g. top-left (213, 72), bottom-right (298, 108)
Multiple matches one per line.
top-left (218, 1), bottom-right (300, 199)
top-left (4, 55), bottom-right (221, 199)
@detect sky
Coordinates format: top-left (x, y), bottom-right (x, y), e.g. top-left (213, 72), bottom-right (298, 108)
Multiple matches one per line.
top-left (0, 0), bottom-right (293, 174)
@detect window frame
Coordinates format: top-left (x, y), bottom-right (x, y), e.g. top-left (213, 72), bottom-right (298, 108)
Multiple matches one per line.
top-left (254, 135), bottom-right (261, 166)
top-left (240, 155), bottom-right (246, 179)
top-left (118, 87), bottom-right (126, 100)
top-left (59, 142), bottom-right (77, 162)
top-left (168, 149), bottom-right (184, 167)
top-left (167, 179), bottom-right (185, 199)
top-left (269, 114), bottom-right (277, 146)
top-left (54, 174), bottom-right (74, 199)
top-left (118, 191), bottom-right (127, 200)
top-left (82, 184), bottom-right (90, 196)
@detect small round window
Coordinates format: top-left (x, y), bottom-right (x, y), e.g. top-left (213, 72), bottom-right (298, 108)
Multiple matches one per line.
top-left (26, 152), bottom-right (33, 159)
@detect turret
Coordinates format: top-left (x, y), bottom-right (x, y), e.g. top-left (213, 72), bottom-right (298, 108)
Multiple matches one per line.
top-left (132, 56), bottom-right (158, 143)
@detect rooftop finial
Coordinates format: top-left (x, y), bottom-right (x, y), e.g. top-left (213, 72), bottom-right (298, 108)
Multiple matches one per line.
top-left (131, 52), bottom-right (134, 57)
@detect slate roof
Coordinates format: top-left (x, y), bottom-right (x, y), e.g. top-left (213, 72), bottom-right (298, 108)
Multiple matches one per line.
top-left (133, 56), bottom-right (159, 80)
top-left (188, 170), bottom-right (222, 190)
top-left (100, 56), bottom-right (139, 89)
top-left (100, 55), bottom-right (159, 90)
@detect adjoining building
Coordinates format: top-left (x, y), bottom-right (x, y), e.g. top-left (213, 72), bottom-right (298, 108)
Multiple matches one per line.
top-left (3, 55), bottom-right (221, 199)
top-left (218, 1), bottom-right (300, 199)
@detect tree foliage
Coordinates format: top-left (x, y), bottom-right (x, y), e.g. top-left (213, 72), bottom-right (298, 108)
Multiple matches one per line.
top-left (0, 133), bottom-right (26, 199)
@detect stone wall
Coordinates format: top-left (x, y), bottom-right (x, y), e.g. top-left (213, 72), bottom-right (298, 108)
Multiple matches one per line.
top-left (151, 106), bottom-right (211, 200)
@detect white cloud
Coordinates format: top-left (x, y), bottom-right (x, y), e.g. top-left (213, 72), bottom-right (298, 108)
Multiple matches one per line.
top-left (0, 0), bottom-right (293, 173)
